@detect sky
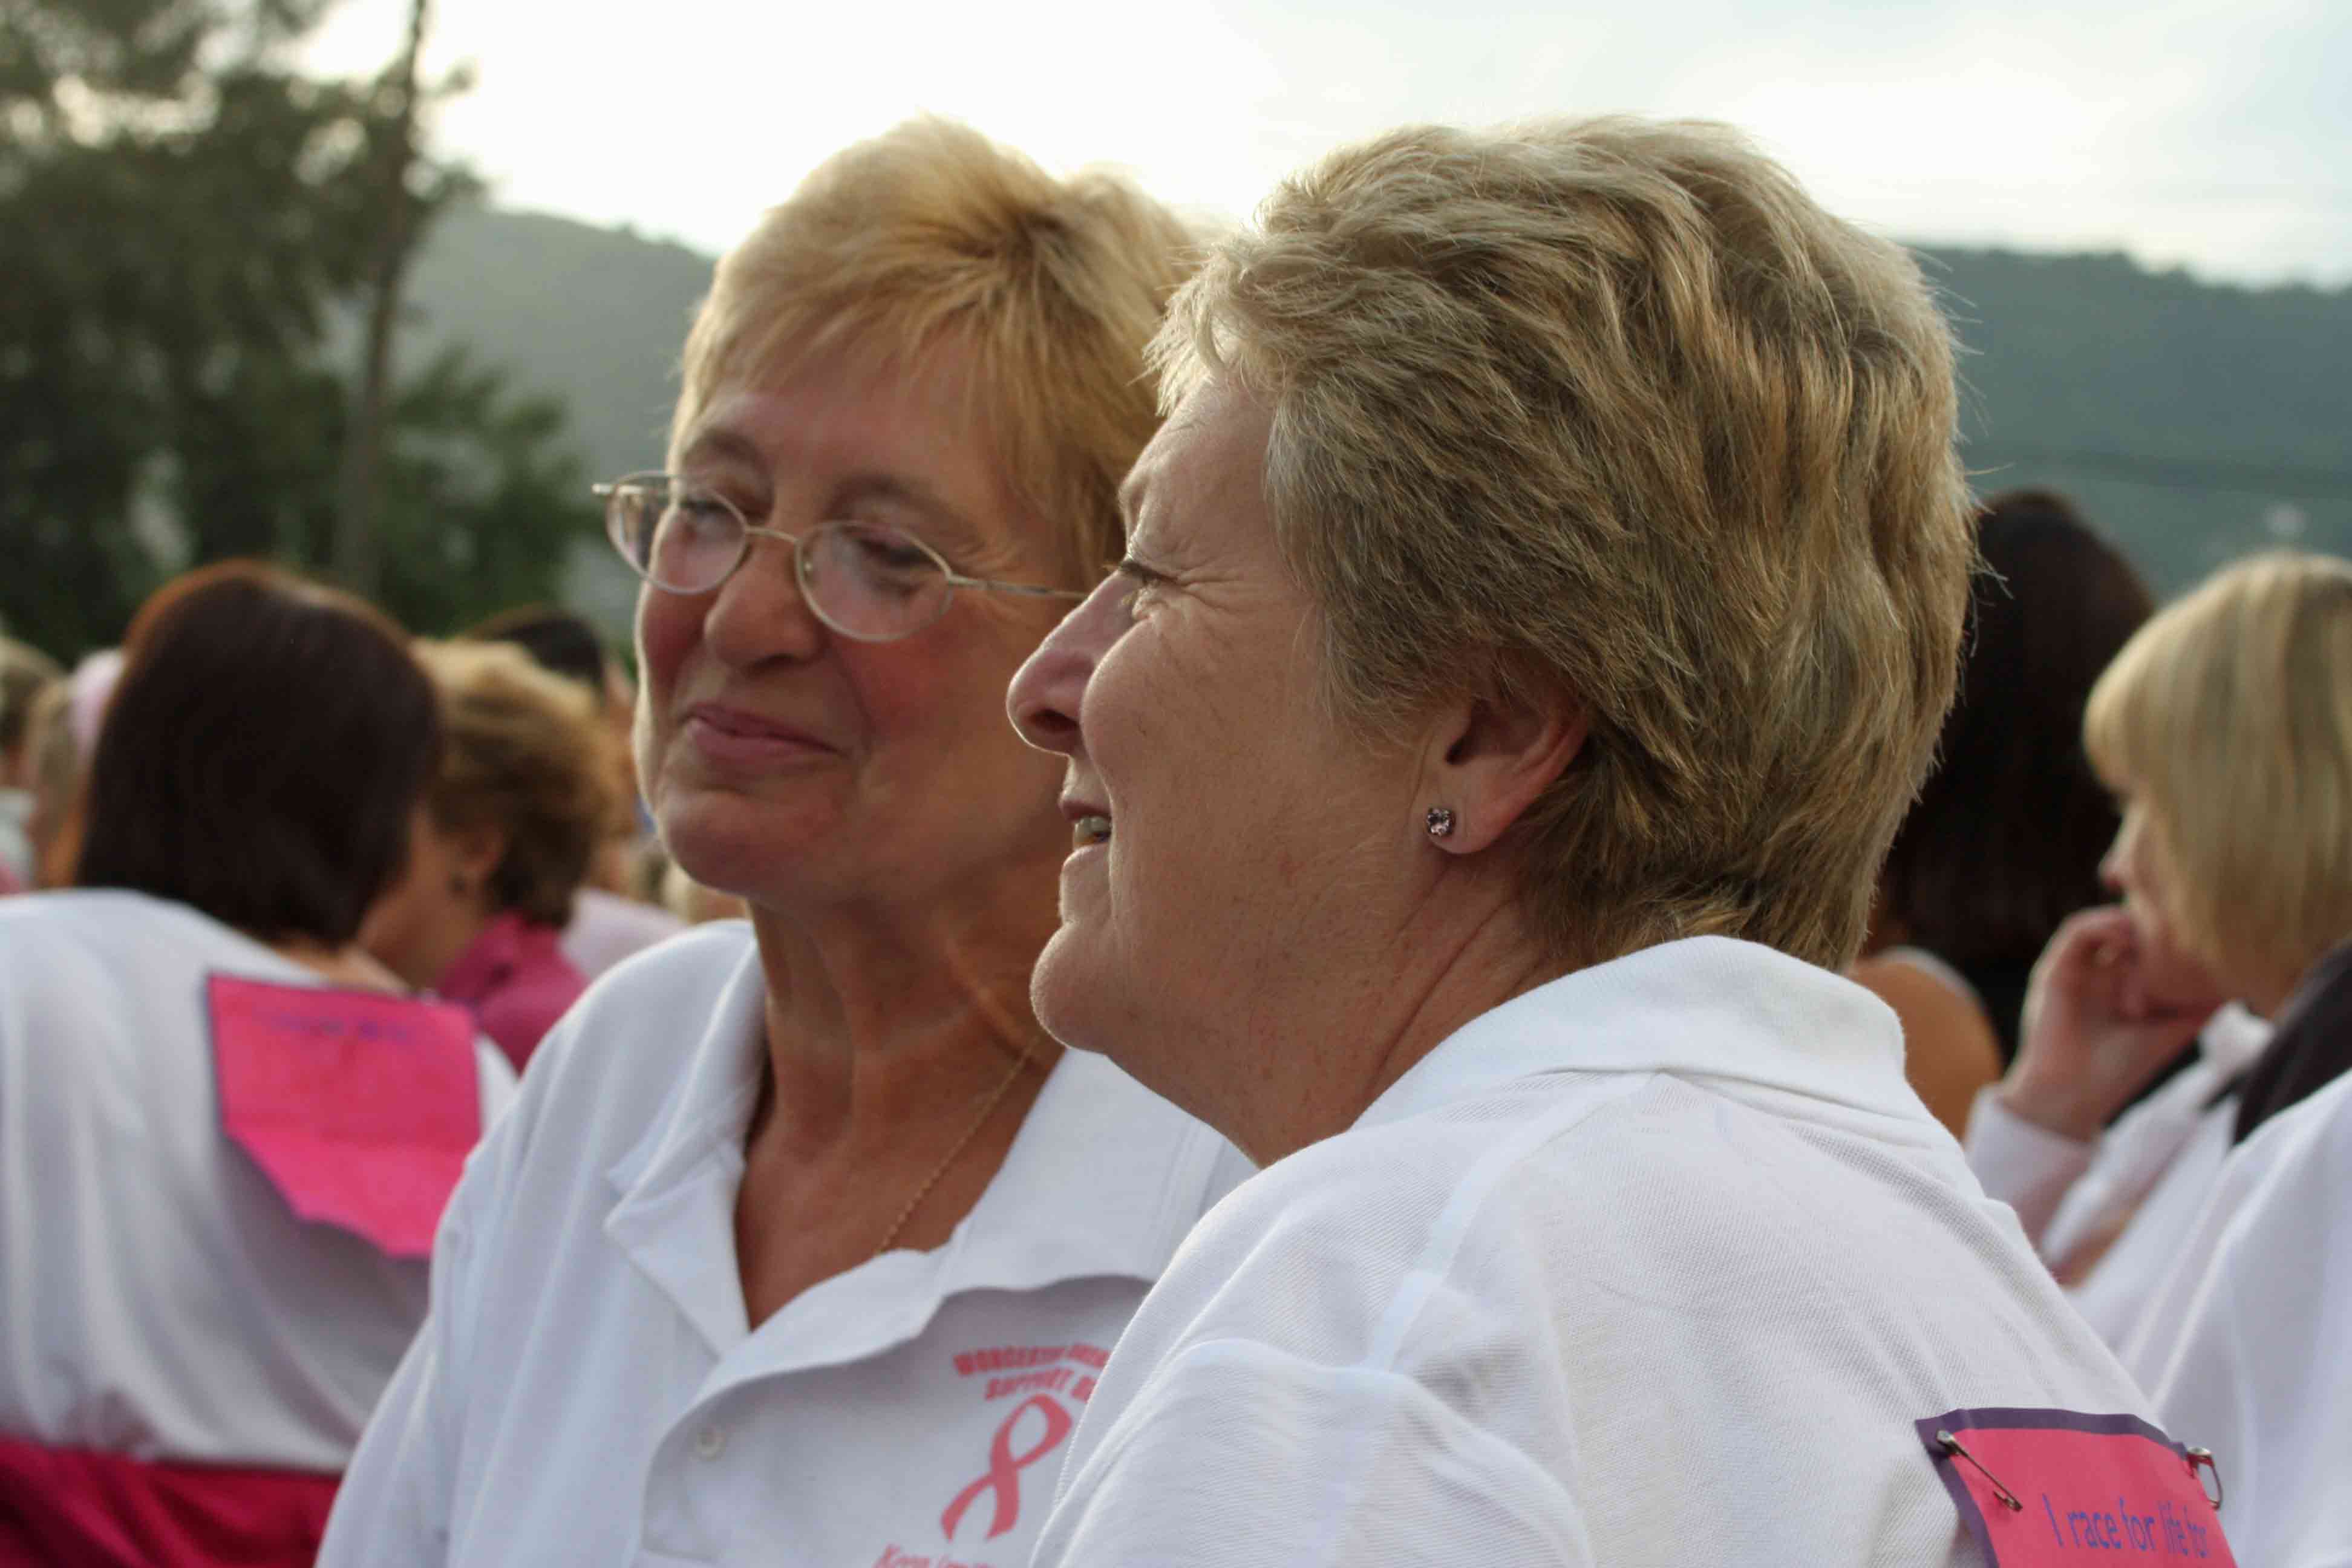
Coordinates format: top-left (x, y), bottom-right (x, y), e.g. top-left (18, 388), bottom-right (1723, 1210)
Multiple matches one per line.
top-left (299, 0), bottom-right (2351, 288)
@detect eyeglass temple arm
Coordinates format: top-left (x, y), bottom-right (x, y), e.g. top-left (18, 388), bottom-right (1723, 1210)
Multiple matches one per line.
top-left (944, 576), bottom-right (1088, 602)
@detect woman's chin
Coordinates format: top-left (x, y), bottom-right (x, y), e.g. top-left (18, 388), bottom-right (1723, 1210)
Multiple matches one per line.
top-left (1029, 924), bottom-right (1113, 1053)
top-left (657, 802), bottom-right (829, 906)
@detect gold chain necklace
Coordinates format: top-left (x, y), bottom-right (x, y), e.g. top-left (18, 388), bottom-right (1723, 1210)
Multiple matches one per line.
top-left (874, 1048), bottom-right (1033, 1255)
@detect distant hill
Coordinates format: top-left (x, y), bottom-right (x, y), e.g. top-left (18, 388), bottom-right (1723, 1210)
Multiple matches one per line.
top-left (403, 203), bottom-right (2352, 602)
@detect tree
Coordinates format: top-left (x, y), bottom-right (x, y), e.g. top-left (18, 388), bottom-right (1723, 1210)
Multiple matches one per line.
top-left (0, 0), bottom-right (593, 658)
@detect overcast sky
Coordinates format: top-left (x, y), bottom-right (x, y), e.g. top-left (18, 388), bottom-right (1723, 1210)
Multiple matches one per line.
top-left (300, 0), bottom-right (2350, 287)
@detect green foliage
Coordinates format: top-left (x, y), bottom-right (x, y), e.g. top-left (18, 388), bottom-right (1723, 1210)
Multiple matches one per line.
top-left (0, 0), bottom-right (595, 659)
top-left (1929, 248), bottom-right (2352, 592)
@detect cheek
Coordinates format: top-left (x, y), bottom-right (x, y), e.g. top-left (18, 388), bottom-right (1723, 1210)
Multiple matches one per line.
top-left (635, 587), bottom-right (704, 704)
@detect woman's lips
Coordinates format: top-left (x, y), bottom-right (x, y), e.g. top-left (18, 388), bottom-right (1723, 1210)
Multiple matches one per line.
top-left (682, 705), bottom-right (832, 766)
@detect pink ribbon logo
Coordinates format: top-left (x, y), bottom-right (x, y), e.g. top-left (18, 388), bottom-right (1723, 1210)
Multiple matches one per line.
top-left (939, 1394), bottom-right (1074, 1543)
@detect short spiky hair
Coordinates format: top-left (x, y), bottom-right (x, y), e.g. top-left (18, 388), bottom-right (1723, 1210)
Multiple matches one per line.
top-left (675, 117), bottom-right (1197, 582)
top-left (2086, 551), bottom-right (2352, 1003)
top-left (1153, 117), bottom-right (1975, 970)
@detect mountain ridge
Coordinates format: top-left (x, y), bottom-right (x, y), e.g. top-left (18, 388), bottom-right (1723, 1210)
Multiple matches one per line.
top-left (404, 203), bottom-right (2352, 598)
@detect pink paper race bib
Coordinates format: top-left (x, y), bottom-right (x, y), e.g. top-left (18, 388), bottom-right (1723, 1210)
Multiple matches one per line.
top-left (1918, 1408), bottom-right (2235, 1567)
top-left (207, 973), bottom-right (479, 1259)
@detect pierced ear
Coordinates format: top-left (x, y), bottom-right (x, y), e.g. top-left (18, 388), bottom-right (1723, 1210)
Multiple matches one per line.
top-left (1422, 681), bottom-right (1589, 855)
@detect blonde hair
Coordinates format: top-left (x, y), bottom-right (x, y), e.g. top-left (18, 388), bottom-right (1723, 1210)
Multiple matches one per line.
top-left (1153, 117), bottom-right (1974, 970)
top-left (675, 117), bottom-right (1198, 582)
top-left (420, 640), bottom-right (619, 929)
top-left (2085, 551), bottom-right (2352, 1000)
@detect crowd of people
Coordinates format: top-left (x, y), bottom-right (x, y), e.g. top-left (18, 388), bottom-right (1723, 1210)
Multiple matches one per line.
top-left (0, 111), bottom-right (2342, 1567)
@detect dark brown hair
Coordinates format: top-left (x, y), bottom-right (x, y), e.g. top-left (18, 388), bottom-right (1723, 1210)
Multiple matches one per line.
top-left (71, 561), bottom-right (440, 945)
top-left (1880, 489), bottom-right (2155, 972)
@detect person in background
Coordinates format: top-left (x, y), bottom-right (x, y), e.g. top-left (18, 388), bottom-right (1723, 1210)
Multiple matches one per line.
top-left (0, 636), bottom-right (63, 892)
top-left (465, 601), bottom-right (619, 701)
top-left (18, 680), bottom-right (81, 889)
top-left (320, 119), bottom-right (1250, 1568)
top-left (1007, 116), bottom-right (2162, 1567)
top-left (0, 563), bottom-right (515, 1566)
top-left (362, 638), bottom-right (615, 1073)
top-left (1970, 550), bottom-right (2352, 1351)
top-left (466, 603), bottom-right (689, 977)
top-left (1851, 489), bottom-right (2157, 1133)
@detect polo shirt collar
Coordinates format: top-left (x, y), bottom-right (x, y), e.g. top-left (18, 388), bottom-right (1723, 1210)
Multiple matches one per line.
top-left (600, 936), bottom-right (1232, 1370)
top-left (1358, 936), bottom-right (1919, 1132)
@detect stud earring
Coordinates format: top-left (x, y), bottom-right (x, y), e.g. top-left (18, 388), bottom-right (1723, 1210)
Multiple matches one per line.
top-left (1425, 806), bottom-right (1455, 838)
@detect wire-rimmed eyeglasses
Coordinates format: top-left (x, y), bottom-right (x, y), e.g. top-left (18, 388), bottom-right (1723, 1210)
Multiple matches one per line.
top-left (595, 471), bottom-right (1084, 644)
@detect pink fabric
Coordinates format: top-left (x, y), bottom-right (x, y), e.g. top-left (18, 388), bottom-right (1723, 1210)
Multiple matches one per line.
top-left (207, 976), bottom-right (480, 1259)
top-left (437, 910), bottom-right (587, 1074)
top-left (0, 1435), bottom-right (338, 1568)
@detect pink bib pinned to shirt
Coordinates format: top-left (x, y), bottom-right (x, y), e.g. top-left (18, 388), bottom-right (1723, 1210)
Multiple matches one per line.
top-left (207, 973), bottom-right (479, 1259)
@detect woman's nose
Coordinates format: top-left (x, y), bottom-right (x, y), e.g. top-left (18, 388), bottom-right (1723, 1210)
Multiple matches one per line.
top-left (702, 532), bottom-right (825, 668)
top-left (1008, 575), bottom-right (1125, 756)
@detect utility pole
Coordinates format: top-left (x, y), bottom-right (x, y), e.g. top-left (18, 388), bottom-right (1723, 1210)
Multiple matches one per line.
top-left (331, 0), bottom-right (431, 599)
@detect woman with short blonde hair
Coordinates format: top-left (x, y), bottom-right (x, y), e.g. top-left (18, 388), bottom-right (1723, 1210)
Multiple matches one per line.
top-left (2085, 552), bottom-right (2352, 1016)
top-left (1970, 550), bottom-right (2352, 1352)
top-left (323, 120), bottom-right (1247, 1567)
top-left (1010, 117), bottom-right (2157, 1566)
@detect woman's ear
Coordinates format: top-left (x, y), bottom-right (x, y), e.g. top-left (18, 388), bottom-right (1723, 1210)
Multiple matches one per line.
top-left (451, 823), bottom-right (509, 900)
top-left (1420, 682), bottom-right (1589, 854)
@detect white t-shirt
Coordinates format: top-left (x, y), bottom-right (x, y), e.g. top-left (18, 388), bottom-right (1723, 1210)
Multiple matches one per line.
top-left (321, 921), bottom-right (1253, 1568)
top-left (1964, 1005), bottom-right (2272, 1347)
top-left (1033, 937), bottom-right (2158, 1568)
top-left (0, 890), bottom-right (517, 1470)
top-left (2118, 1068), bottom-right (2352, 1568)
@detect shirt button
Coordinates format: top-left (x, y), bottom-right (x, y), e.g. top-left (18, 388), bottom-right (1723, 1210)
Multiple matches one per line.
top-left (693, 1425), bottom-right (725, 1460)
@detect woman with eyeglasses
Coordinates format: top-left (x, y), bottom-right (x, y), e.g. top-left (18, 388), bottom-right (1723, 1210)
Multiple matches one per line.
top-left (321, 119), bottom-right (1250, 1568)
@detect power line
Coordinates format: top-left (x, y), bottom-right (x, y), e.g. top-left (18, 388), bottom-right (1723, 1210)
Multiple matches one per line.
top-left (1965, 445), bottom-right (2352, 501)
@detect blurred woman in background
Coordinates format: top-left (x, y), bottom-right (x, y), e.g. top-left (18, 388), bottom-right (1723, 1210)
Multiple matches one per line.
top-left (462, 603), bottom-right (687, 978)
top-left (362, 638), bottom-right (618, 1072)
top-left (1968, 550), bottom-right (2352, 1349)
top-left (1852, 489), bottom-right (2156, 1132)
top-left (0, 562), bottom-right (515, 1566)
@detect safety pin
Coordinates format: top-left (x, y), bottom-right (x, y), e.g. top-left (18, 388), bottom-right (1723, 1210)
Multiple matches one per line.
top-left (1935, 1430), bottom-right (2025, 1512)
top-left (2185, 1447), bottom-right (2224, 1511)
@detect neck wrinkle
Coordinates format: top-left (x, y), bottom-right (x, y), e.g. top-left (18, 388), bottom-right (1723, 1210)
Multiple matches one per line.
top-left (745, 894), bottom-right (1063, 1158)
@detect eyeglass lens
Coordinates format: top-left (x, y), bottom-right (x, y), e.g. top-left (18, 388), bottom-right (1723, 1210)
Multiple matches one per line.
top-left (607, 480), bottom-right (954, 641)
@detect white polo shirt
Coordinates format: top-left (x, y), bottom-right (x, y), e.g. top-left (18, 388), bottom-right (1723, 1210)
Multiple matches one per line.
top-left (1033, 937), bottom-right (2158, 1568)
top-left (2121, 1068), bottom-right (2352, 1568)
top-left (321, 922), bottom-right (1252, 1568)
top-left (0, 890), bottom-right (517, 1470)
top-left (1964, 1005), bottom-right (2272, 1347)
